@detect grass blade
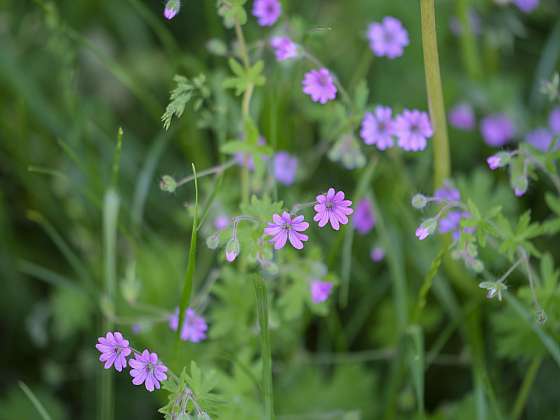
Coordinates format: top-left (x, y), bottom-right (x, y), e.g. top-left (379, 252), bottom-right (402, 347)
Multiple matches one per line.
top-left (18, 381), bottom-right (52, 420)
top-left (177, 164), bottom-right (199, 341)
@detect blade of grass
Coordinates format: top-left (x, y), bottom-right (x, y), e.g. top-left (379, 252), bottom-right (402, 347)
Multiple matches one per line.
top-left (412, 248), bottom-right (446, 323)
top-left (406, 326), bottom-right (425, 419)
top-left (111, 128), bottom-right (124, 188)
top-left (177, 164), bottom-right (199, 341)
top-left (253, 275), bottom-right (274, 420)
top-left (18, 381), bottom-right (52, 420)
top-left (511, 356), bottom-right (542, 420)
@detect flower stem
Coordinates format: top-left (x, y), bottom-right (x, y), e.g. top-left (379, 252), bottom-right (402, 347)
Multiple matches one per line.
top-left (511, 356), bottom-right (542, 420)
top-left (420, 0), bottom-right (451, 188)
top-left (253, 275), bottom-right (274, 420)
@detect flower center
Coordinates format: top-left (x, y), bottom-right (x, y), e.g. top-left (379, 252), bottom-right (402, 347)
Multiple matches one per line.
top-left (325, 201), bottom-right (334, 210)
top-left (283, 223), bottom-right (292, 231)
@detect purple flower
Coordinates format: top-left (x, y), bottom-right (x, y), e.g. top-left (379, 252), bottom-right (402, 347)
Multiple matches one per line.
top-left (264, 212), bottom-right (309, 250)
top-left (549, 107), bottom-right (560, 134)
top-left (487, 155), bottom-right (501, 170)
top-left (273, 152), bottom-right (298, 185)
top-left (169, 308), bottom-right (208, 343)
top-left (235, 137), bottom-right (266, 170)
top-left (360, 106), bottom-right (395, 150)
top-left (310, 281), bottom-right (333, 304)
top-left (526, 128), bottom-right (557, 152)
top-left (480, 114), bottom-right (515, 147)
top-left (448, 103), bottom-right (475, 131)
top-left (252, 0), bottom-right (281, 27)
top-left (513, 0), bottom-right (539, 13)
top-left (395, 109), bottom-right (433, 151)
top-left (96, 332), bottom-right (131, 372)
top-left (214, 215), bottom-right (230, 231)
top-left (370, 247), bottom-right (385, 262)
top-left (416, 226), bottom-right (430, 240)
top-left (270, 36), bottom-right (298, 61)
top-left (302, 68), bottom-right (337, 104)
top-left (353, 198), bottom-right (375, 234)
top-left (129, 350), bottom-right (168, 392)
top-left (449, 10), bottom-right (481, 36)
top-left (132, 324), bottom-right (143, 334)
top-left (367, 17), bottom-right (409, 59)
top-left (439, 211), bottom-right (474, 240)
top-left (163, 0), bottom-right (181, 20)
top-left (314, 188), bottom-right (354, 230)
top-left (434, 181), bottom-right (461, 202)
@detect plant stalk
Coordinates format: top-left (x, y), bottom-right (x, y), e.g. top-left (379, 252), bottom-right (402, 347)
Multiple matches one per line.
top-left (420, 0), bottom-right (451, 188)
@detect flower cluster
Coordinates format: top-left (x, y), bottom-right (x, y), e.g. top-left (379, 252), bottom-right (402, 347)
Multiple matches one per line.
top-left (360, 107), bottom-right (433, 152)
top-left (96, 332), bottom-right (168, 392)
top-left (263, 188), bottom-right (353, 251)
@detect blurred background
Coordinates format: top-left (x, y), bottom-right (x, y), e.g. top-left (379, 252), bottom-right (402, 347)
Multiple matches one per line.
top-left (1, 0), bottom-right (560, 418)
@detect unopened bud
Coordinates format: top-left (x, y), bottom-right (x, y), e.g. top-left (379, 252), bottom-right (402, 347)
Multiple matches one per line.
top-left (411, 194), bottom-right (428, 209)
top-left (225, 238), bottom-right (240, 262)
top-left (206, 233), bottom-right (220, 250)
top-left (163, 0), bottom-right (181, 20)
top-left (160, 175), bottom-right (177, 193)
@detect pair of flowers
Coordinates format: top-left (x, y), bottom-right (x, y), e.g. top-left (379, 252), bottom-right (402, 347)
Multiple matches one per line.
top-left (96, 332), bottom-right (167, 392)
top-left (264, 188), bottom-right (353, 250)
top-left (360, 106), bottom-right (434, 152)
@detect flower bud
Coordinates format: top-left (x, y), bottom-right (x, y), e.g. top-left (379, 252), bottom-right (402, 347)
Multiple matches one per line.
top-left (160, 175), bottom-right (177, 193)
top-left (225, 238), bottom-right (240, 262)
top-left (206, 233), bottom-right (220, 250)
top-left (411, 194), bottom-right (428, 209)
top-left (163, 0), bottom-right (181, 20)
top-left (415, 218), bottom-right (437, 240)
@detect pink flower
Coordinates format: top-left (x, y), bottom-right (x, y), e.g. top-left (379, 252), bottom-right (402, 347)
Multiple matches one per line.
top-left (370, 247), bottom-right (385, 262)
top-left (360, 106), bottom-right (395, 150)
top-left (264, 212), bottom-right (309, 250)
top-left (252, 0), bottom-right (281, 27)
top-left (367, 17), bottom-right (409, 59)
top-left (310, 281), bottom-right (333, 303)
top-left (302, 68), bottom-right (337, 104)
top-left (270, 36), bottom-right (298, 61)
top-left (487, 155), bottom-right (501, 170)
top-left (314, 188), bottom-right (353, 230)
top-left (353, 198), bottom-right (375, 234)
top-left (129, 350), bottom-right (168, 392)
top-left (415, 226), bottom-right (430, 240)
top-left (395, 110), bottom-right (433, 151)
top-left (96, 332), bottom-right (131, 372)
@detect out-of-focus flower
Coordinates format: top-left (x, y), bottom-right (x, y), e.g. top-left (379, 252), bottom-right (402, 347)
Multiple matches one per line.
top-left (513, 0), bottom-right (539, 13)
top-left (360, 106), bottom-right (396, 150)
top-left (314, 188), bottom-right (353, 230)
top-left (270, 36), bottom-right (298, 61)
top-left (163, 0), bottom-right (181, 20)
top-left (416, 218), bottom-right (437, 240)
top-left (448, 103), bottom-right (475, 131)
top-left (434, 181), bottom-right (461, 202)
top-left (273, 152), bottom-right (298, 185)
top-left (96, 332), bottom-right (131, 372)
top-left (370, 247), bottom-right (385, 262)
top-left (214, 215), bottom-right (230, 231)
top-left (310, 281), bottom-right (333, 303)
top-left (353, 198), bottom-right (375, 234)
top-left (548, 106), bottom-right (560, 134)
top-left (252, 0), bottom-right (281, 26)
top-left (486, 152), bottom-right (511, 170)
top-left (438, 211), bottom-right (474, 240)
top-left (395, 110), bottom-right (433, 151)
top-left (235, 137), bottom-right (266, 170)
top-left (225, 237), bottom-right (240, 262)
top-left (479, 281), bottom-right (507, 301)
top-left (367, 17), bottom-right (409, 59)
top-left (449, 10), bottom-right (481, 36)
top-left (526, 128), bottom-right (557, 152)
top-left (169, 308), bottom-right (208, 343)
top-left (129, 350), bottom-right (168, 392)
top-left (480, 114), bottom-right (515, 147)
top-left (264, 212), bottom-right (309, 250)
top-left (302, 68), bottom-right (337, 104)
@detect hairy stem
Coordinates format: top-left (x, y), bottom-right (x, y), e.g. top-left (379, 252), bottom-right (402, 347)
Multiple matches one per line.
top-left (420, 0), bottom-right (451, 188)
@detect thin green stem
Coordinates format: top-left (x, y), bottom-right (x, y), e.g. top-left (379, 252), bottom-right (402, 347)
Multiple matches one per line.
top-left (18, 382), bottom-right (52, 420)
top-left (420, 0), bottom-right (451, 188)
top-left (253, 275), bottom-right (274, 420)
top-left (177, 164), bottom-right (199, 340)
top-left (176, 159), bottom-right (236, 188)
top-left (457, 0), bottom-right (482, 80)
top-left (511, 356), bottom-right (542, 420)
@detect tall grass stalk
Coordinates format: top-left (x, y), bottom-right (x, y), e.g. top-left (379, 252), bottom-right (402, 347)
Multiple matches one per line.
top-left (420, 0), bottom-right (451, 188)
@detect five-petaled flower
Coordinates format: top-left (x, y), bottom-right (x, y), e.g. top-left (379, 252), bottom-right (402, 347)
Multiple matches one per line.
top-left (302, 68), bottom-right (337, 104)
top-left (395, 109), bottom-right (433, 151)
top-left (310, 281), bottom-right (333, 303)
top-left (367, 17), bottom-right (409, 59)
top-left (129, 350), bottom-right (168, 392)
top-left (252, 0), bottom-right (281, 27)
top-left (360, 106), bottom-right (396, 150)
top-left (314, 188), bottom-right (353, 230)
top-left (264, 212), bottom-right (309, 250)
top-left (169, 308), bottom-right (208, 343)
top-left (96, 331), bottom-right (132, 372)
